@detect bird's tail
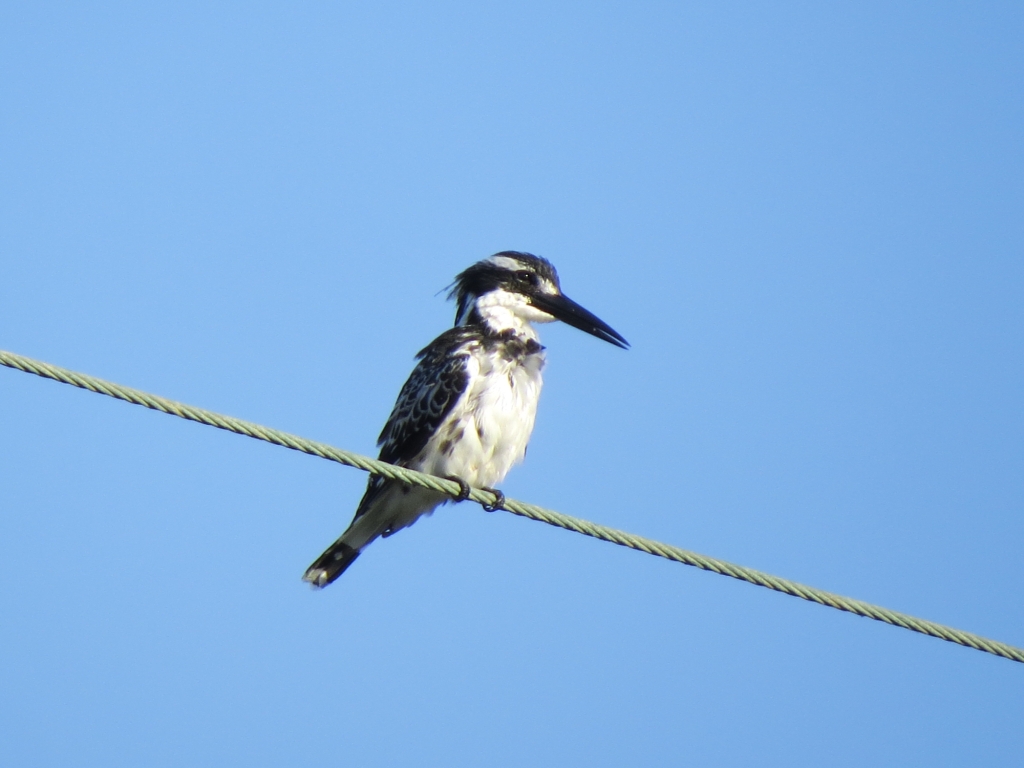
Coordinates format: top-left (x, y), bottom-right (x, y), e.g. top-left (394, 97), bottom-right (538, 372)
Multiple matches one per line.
top-left (302, 539), bottom-right (362, 588)
top-left (302, 480), bottom-right (443, 588)
top-left (302, 479), bottom-right (391, 588)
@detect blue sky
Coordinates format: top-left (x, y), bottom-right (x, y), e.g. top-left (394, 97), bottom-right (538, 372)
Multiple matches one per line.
top-left (2, 3), bottom-right (1022, 766)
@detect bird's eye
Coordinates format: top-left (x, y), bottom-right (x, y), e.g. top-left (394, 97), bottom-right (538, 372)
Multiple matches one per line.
top-left (517, 270), bottom-right (537, 286)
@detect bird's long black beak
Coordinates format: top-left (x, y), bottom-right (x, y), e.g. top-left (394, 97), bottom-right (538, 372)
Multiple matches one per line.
top-left (530, 292), bottom-right (630, 349)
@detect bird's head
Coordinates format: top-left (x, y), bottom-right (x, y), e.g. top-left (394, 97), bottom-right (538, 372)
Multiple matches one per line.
top-left (448, 251), bottom-right (629, 348)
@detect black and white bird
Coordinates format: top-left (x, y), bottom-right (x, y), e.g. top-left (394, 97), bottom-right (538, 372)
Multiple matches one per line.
top-left (303, 252), bottom-right (628, 587)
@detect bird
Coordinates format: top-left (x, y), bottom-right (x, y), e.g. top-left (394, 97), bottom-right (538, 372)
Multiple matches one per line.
top-left (303, 251), bottom-right (628, 587)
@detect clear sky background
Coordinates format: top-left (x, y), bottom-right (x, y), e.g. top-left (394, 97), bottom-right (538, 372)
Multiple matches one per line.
top-left (2, 3), bottom-right (1022, 766)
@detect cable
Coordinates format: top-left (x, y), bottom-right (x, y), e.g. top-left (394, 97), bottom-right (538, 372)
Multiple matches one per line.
top-left (2, 347), bottom-right (1021, 664)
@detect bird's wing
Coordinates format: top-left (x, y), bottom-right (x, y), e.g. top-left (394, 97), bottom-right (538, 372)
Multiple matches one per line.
top-left (354, 327), bottom-right (477, 518)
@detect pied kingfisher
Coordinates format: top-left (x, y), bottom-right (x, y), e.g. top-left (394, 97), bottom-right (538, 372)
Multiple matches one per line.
top-left (303, 251), bottom-right (628, 587)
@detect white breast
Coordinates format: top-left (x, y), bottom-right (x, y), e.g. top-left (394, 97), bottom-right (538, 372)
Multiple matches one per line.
top-left (419, 343), bottom-right (545, 488)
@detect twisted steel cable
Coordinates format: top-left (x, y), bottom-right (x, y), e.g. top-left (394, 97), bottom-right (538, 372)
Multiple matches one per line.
top-left (2, 348), bottom-right (1021, 664)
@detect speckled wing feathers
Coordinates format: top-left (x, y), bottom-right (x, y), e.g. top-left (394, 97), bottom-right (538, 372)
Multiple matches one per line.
top-left (353, 328), bottom-right (477, 519)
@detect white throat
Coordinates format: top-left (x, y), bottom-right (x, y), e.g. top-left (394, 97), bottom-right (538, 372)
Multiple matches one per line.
top-left (461, 288), bottom-right (556, 340)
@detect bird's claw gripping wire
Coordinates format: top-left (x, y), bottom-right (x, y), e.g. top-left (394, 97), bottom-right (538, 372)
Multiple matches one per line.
top-left (481, 487), bottom-right (506, 512)
top-left (444, 476), bottom-right (503, 510)
top-left (445, 475), bottom-right (472, 502)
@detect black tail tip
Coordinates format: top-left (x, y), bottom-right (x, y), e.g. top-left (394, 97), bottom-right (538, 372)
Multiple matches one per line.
top-left (302, 542), bottom-right (361, 589)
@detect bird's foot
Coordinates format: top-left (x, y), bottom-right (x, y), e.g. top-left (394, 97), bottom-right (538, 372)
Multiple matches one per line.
top-left (445, 475), bottom-right (472, 502)
top-left (481, 487), bottom-right (505, 512)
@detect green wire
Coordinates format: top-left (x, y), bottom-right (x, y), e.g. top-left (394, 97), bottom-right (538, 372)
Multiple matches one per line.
top-left (2, 348), bottom-right (1021, 665)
